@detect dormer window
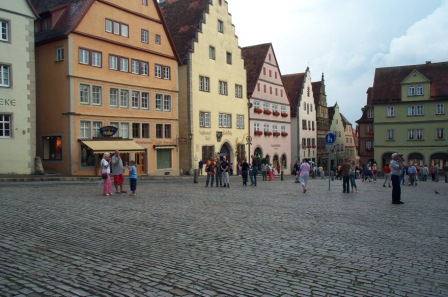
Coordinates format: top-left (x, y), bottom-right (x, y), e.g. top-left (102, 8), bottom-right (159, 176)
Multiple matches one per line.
top-left (408, 85), bottom-right (424, 96)
top-left (217, 20), bottom-right (224, 33)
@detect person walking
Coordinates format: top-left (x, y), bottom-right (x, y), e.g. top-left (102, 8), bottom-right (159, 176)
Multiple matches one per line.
top-left (341, 159), bottom-right (351, 194)
top-left (221, 156), bottom-right (230, 188)
top-left (407, 163), bottom-right (417, 186)
top-left (127, 160), bottom-right (137, 196)
top-left (241, 159), bottom-right (249, 186)
top-left (383, 163), bottom-right (391, 187)
top-left (349, 160), bottom-right (357, 192)
top-left (251, 155), bottom-right (259, 186)
top-left (198, 160), bottom-right (204, 176)
top-left (298, 159), bottom-right (311, 193)
top-left (390, 153), bottom-right (404, 204)
top-left (111, 150), bottom-right (126, 194)
top-left (101, 153), bottom-right (113, 196)
top-left (261, 163), bottom-right (268, 181)
top-left (205, 160), bottom-right (215, 187)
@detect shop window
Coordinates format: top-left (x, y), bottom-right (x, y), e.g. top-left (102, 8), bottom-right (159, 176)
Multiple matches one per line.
top-left (81, 144), bottom-right (95, 167)
top-left (157, 149), bottom-right (172, 169)
top-left (43, 136), bottom-right (62, 160)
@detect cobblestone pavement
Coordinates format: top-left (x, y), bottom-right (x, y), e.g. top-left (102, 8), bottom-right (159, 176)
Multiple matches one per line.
top-left (1, 175), bottom-right (447, 297)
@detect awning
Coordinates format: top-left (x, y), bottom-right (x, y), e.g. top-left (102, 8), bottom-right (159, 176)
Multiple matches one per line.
top-left (81, 140), bottom-right (145, 154)
top-left (153, 145), bottom-right (177, 150)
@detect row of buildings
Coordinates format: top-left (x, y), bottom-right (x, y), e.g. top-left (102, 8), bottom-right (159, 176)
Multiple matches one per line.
top-left (2, 0), bottom-right (445, 176)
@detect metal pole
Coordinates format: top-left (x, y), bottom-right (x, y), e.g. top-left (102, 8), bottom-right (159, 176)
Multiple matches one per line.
top-left (328, 150), bottom-right (331, 191)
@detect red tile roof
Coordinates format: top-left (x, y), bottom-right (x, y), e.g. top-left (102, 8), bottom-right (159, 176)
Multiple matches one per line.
top-left (159, 0), bottom-right (209, 64)
top-left (371, 61), bottom-right (448, 103)
top-left (282, 73), bottom-right (305, 117)
top-left (241, 43), bottom-right (271, 96)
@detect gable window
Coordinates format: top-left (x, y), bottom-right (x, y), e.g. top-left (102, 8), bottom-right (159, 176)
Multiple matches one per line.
top-left (416, 86), bottom-right (424, 95)
top-left (226, 52), bottom-right (232, 64)
top-left (155, 34), bottom-right (161, 44)
top-left (217, 20), bottom-right (224, 33)
top-left (209, 46), bottom-right (215, 60)
top-left (235, 84), bottom-right (243, 98)
top-left (55, 47), bottom-right (64, 61)
top-left (199, 112), bottom-right (211, 128)
top-left (141, 29), bottom-right (148, 43)
top-left (436, 104), bottom-right (444, 115)
top-left (0, 64), bottom-right (10, 87)
top-left (142, 0), bottom-right (148, 5)
top-left (0, 20), bottom-right (9, 42)
top-left (199, 76), bottom-right (210, 92)
top-left (0, 114), bottom-right (11, 138)
top-left (436, 128), bottom-right (444, 139)
top-left (367, 109), bottom-right (374, 118)
top-left (218, 81), bottom-right (227, 95)
top-left (408, 86), bottom-right (415, 96)
top-left (387, 106), bottom-right (394, 117)
top-left (105, 19), bottom-right (128, 37)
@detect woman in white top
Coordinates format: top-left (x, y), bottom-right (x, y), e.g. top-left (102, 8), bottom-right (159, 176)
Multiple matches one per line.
top-left (101, 153), bottom-right (113, 196)
top-left (299, 159), bottom-right (311, 193)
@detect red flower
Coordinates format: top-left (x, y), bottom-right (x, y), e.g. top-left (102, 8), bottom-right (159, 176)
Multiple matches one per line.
top-left (254, 130), bottom-right (263, 136)
top-left (281, 112), bottom-right (288, 117)
top-left (264, 131), bottom-right (272, 136)
top-left (281, 132), bottom-right (288, 137)
top-left (273, 132), bottom-right (281, 137)
top-left (273, 111), bottom-right (280, 116)
top-left (263, 109), bottom-right (272, 115)
top-left (254, 107), bottom-right (263, 114)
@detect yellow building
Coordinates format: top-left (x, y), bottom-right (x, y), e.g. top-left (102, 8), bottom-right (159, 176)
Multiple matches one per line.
top-left (160, 0), bottom-right (248, 174)
top-left (31, 0), bottom-right (180, 176)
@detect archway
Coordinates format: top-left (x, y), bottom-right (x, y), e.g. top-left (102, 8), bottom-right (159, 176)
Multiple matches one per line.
top-left (219, 142), bottom-right (232, 164)
top-left (273, 154), bottom-right (280, 173)
top-left (430, 152), bottom-right (448, 172)
top-left (281, 153), bottom-right (287, 170)
top-left (407, 152), bottom-right (424, 166)
top-left (253, 146), bottom-right (263, 159)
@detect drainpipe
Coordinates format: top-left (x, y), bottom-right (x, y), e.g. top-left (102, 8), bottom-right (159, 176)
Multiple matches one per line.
top-left (187, 56), bottom-right (193, 175)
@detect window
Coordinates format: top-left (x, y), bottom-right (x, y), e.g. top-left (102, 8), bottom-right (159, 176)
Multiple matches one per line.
top-left (142, 0), bottom-right (148, 6)
top-left (387, 106), bottom-right (394, 117)
top-left (120, 90), bottom-right (129, 108)
top-left (109, 55), bottom-right (118, 70)
top-left (132, 123), bottom-right (140, 138)
top-left (367, 109), bottom-right (373, 118)
top-left (281, 125), bottom-right (286, 133)
top-left (272, 125), bottom-right (278, 133)
top-left (219, 81), bottom-right (227, 95)
top-left (436, 104), bottom-right (444, 115)
top-left (408, 129), bottom-right (423, 140)
top-left (56, 47), bottom-right (64, 61)
top-left (226, 52), bottom-right (232, 64)
top-left (131, 60), bottom-right (140, 74)
top-left (132, 91), bottom-right (140, 108)
top-left (157, 149), bottom-right (172, 169)
top-left (0, 20), bottom-right (9, 41)
top-left (163, 95), bottom-right (171, 111)
top-left (200, 112), bottom-right (211, 128)
top-left (281, 106), bottom-right (287, 113)
top-left (264, 123), bottom-right (270, 132)
top-left (120, 57), bottom-right (128, 72)
top-left (79, 48), bottom-right (89, 64)
top-left (155, 34), bottom-right (161, 44)
top-left (219, 113), bottom-right (231, 128)
top-left (387, 129), bottom-right (394, 140)
top-left (142, 123), bottom-right (150, 138)
top-left (80, 121), bottom-right (90, 138)
top-left (236, 115), bottom-right (244, 129)
top-left (141, 29), bottom-right (148, 43)
top-left (408, 105), bottom-right (424, 116)
top-left (199, 76), bottom-right (210, 92)
top-left (155, 94), bottom-right (162, 110)
top-left (416, 105), bottom-right (424, 115)
top-left (93, 122), bottom-right (102, 137)
top-left (263, 102), bottom-right (270, 110)
top-left (156, 124), bottom-right (171, 138)
top-left (436, 128), bottom-right (444, 139)
top-left (408, 86), bottom-right (415, 96)
top-left (217, 20), bottom-right (224, 33)
top-left (165, 124), bottom-right (172, 139)
top-left (253, 101), bottom-right (260, 109)
top-left (0, 114), bottom-right (11, 138)
top-left (92, 51), bottom-right (102, 67)
top-left (163, 66), bottom-right (170, 79)
top-left (106, 19), bottom-right (128, 37)
top-left (272, 105), bottom-right (278, 112)
top-left (109, 88), bottom-right (118, 107)
top-left (120, 123), bottom-right (129, 138)
top-left (209, 46), bottom-right (215, 59)
top-left (80, 84), bottom-right (90, 104)
top-left (81, 143), bottom-right (94, 167)
top-left (155, 65), bottom-right (162, 78)
top-left (92, 86), bottom-right (102, 105)
top-left (416, 86), bottom-right (424, 96)
top-left (141, 62), bottom-right (149, 76)
top-left (254, 122), bottom-right (260, 132)
top-left (235, 84), bottom-right (243, 98)
top-left (366, 140), bottom-right (372, 150)
top-left (141, 92), bottom-right (149, 109)
top-left (43, 136), bottom-right (62, 160)
top-left (408, 106), bottom-right (415, 116)
top-left (0, 64), bottom-right (10, 87)
top-left (105, 19), bottom-right (112, 33)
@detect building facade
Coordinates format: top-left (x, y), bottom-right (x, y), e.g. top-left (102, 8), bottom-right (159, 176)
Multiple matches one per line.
top-left (0, 0), bottom-right (37, 174)
top-left (356, 87), bottom-right (375, 166)
top-left (242, 43), bottom-right (291, 172)
top-left (341, 113), bottom-right (358, 163)
top-left (371, 62), bottom-right (448, 171)
top-left (161, 0), bottom-right (248, 174)
top-left (31, 0), bottom-right (180, 176)
top-left (328, 103), bottom-right (345, 169)
top-left (283, 68), bottom-right (317, 165)
top-left (312, 74), bottom-right (330, 169)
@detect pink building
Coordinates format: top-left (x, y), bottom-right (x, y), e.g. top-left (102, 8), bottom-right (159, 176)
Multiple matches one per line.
top-left (242, 43), bottom-right (291, 173)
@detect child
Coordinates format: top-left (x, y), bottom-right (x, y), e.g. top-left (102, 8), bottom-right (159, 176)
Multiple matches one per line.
top-left (127, 160), bottom-right (137, 196)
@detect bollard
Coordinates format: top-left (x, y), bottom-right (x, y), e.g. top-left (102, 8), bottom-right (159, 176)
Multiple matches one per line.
top-left (280, 170), bottom-right (283, 181)
top-left (35, 156), bottom-right (45, 175)
top-left (445, 173), bottom-right (447, 183)
top-left (193, 169), bottom-right (198, 183)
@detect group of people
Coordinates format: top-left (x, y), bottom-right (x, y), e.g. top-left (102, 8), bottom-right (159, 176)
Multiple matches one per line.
top-left (204, 156), bottom-right (231, 188)
top-left (100, 150), bottom-right (137, 196)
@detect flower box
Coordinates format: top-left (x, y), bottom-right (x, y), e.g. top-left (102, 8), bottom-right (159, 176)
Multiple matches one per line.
top-left (273, 132), bottom-right (281, 137)
top-left (264, 131), bottom-right (272, 136)
top-left (273, 111), bottom-right (280, 116)
top-left (281, 132), bottom-right (288, 137)
top-left (254, 107), bottom-right (263, 114)
top-left (254, 130), bottom-right (263, 136)
top-left (281, 112), bottom-right (288, 117)
top-left (263, 109), bottom-right (272, 115)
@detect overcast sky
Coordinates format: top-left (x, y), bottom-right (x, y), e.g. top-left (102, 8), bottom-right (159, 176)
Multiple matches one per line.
top-left (228, 0), bottom-right (448, 125)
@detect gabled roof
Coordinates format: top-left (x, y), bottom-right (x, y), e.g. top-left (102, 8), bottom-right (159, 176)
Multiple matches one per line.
top-left (282, 73), bottom-right (305, 117)
top-left (340, 112), bottom-right (351, 129)
top-left (30, 0), bottom-right (92, 44)
top-left (241, 43), bottom-right (271, 96)
top-left (159, 0), bottom-right (209, 64)
top-left (371, 61), bottom-right (448, 103)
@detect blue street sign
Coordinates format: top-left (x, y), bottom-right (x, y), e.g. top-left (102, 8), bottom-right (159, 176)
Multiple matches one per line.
top-left (325, 132), bottom-right (336, 144)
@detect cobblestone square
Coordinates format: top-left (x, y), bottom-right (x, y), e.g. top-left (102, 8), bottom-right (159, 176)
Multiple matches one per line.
top-left (1, 176), bottom-right (447, 296)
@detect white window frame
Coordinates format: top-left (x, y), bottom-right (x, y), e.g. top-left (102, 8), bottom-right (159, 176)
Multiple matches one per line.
top-left (163, 66), bottom-right (170, 80)
top-left (93, 121), bottom-right (102, 138)
top-left (200, 112), bottom-right (211, 128)
top-left (120, 123), bottom-right (129, 139)
top-left (105, 19), bottom-right (112, 33)
top-left (80, 84), bottom-right (90, 104)
top-left (109, 55), bottom-right (118, 70)
top-left (436, 128), bottom-right (444, 139)
top-left (281, 125), bottom-right (286, 133)
top-left (141, 62), bottom-right (149, 76)
top-left (131, 60), bottom-right (140, 74)
top-left (131, 91), bottom-right (140, 109)
top-left (55, 47), bottom-right (64, 61)
top-left (199, 76), bottom-right (210, 92)
top-left (226, 52), bottom-right (232, 64)
top-left (155, 94), bottom-right (163, 111)
top-left (387, 106), bottom-right (394, 117)
top-left (436, 103), bottom-right (444, 115)
top-left (219, 113), bottom-right (231, 128)
top-left (155, 34), bottom-right (161, 44)
top-left (109, 88), bottom-right (118, 107)
top-left (218, 81), bottom-right (227, 95)
top-left (0, 64), bottom-right (10, 87)
top-left (367, 109), bottom-right (374, 118)
top-left (387, 129), bottom-right (394, 140)
top-left (254, 122), bottom-right (260, 132)
top-left (416, 105), bottom-right (424, 116)
top-left (408, 86), bottom-right (415, 96)
top-left (155, 65), bottom-right (162, 78)
top-left (272, 105), bottom-right (278, 112)
top-left (120, 57), bottom-right (128, 72)
top-left (272, 124), bottom-right (278, 133)
top-left (281, 106), bottom-right (287, 113)
top-left (235, 84), bottom-right (243, 98)
top-left (416, 86), bottom-right (424, 96)
top-left (217, 20), bottom-right (224, 33)
top-left (141, 92), bottom-right (149, 109)
top-left (253, 101), bottom-right (260, 109)
top-left (163, 95), bottom-right (171, 111)
top-left (92, 86), bottom-right (102, 105)
top-left (263, 102), bottom-right (270, 110)
top-left (80, 121), bottom-right (90, 139)
top-left (0, 114), bottom-right (11, 138)
top-left (0, 20), bottom-right (9, 42)
top-left (120, 90), bottom-right (129, 108)
top-left (79, 48), bottom-right (89, 65)
top-left (141, 29), bottom-right (148, 43)
top-left (92, 51), bottom-right (102, 67)
top-left (236, 115), bottom-right (244, 129)
top-left (209, 46), bottom-right (215, 60)
top-left (408, 106), bottom-right (415, 116)
top-left (264, 123), bottom-right (270, 132)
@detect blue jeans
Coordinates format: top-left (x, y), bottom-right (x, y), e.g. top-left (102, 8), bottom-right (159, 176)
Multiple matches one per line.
top-left (350, 173), bottom-right (357, 190)
top-left (206, 173), bottom-right (215, 186)
top-left (252, 167), bottom-right (258, 185)
top-left (342, 176), bottom-right (350, 193)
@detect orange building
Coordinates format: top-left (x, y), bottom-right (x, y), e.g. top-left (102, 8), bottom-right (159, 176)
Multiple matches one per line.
top-left (31, 0), bottom-right (180, 176)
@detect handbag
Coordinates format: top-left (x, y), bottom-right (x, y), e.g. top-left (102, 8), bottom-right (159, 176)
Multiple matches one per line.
top-left (101, 173), bottom-right (108, 179)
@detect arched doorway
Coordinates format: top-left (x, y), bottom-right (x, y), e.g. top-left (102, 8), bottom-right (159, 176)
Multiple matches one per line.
top-left (273, 154), bottom-right (280, 173)
top-left (407, 152), bottom-right (424, 166)
top-left (253, 147), bottom-right (263, 159)
top-left (430, 152), bottom-right (448, 172)
top-left (219, 142), bottom-right (232, 164)
top-left (281, 153), bottom-right (287, 170)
